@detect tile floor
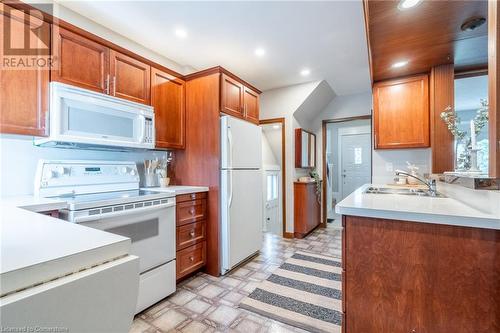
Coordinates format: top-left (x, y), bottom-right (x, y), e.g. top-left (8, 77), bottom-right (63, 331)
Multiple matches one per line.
top-left (131, 224), bottom-right (342, 333)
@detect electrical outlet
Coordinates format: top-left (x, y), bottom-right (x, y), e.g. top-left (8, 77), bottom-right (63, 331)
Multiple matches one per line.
top-left (385, 162), bottom-right (393, 172)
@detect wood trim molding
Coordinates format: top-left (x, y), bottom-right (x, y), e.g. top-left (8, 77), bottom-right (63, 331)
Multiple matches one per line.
top-left (489, 0), bottom-right (500, 177)
top-left (259, 118), bottom-right (287, 238)
top-left (185, 66), bottom-right (262, 94)
top-left (430, 64), bottom-right (455, 173)
top-left (321, 115), bottom-right (373, 226)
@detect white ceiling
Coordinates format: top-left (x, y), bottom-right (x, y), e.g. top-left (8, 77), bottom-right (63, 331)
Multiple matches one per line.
top-left (58, 1), bottom-right (371, 95)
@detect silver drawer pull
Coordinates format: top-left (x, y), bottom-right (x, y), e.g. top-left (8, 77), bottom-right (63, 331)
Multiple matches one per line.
top-left (189, 207), bottom-right (195, 215)
top-left (190, 194), bottom-right (196, 199)
top-left (189, 230), bottom-right (195, 237)
top-left (189, 256), bottom-right (194, 262)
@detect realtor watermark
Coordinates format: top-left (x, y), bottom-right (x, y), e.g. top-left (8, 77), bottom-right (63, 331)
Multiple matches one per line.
top-left (0, 327), bottom-right (68, 333)
top-left (1, 3), bottom-right (55, 70)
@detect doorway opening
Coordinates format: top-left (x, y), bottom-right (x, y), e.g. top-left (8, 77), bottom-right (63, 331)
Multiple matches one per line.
top-left (322, 116), bottom-right (372, 227)
top-left (260, 118), bottom-right (286, 237)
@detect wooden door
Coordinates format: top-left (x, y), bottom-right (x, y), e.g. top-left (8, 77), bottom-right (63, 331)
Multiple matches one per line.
top-left (243, 86), bottom-right (259, 124)
top-left (110, 50), bottom-right (151, 105)
top-left (52, 27), bottom-right (109, 93)
top-left (373, 74), bottom-right (430, 149)
top-left (0, 6), bottom-right (49, 136)
top-left (151, 68), bottom-right (185, 149)
top-left (221, 74), bottom-right (244, 118)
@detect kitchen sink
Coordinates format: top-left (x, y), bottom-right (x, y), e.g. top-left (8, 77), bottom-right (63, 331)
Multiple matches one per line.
top-left (364, 186), bottom-right (446, 198)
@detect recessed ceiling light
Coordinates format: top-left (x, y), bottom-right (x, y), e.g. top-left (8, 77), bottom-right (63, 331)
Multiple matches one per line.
top-left (398, 0), bottom-right (422, 10)
top-left (255, 48), bottom-right (266, 57)
top-left (392, 60), bottom-right (409, 68)
top-left (272, 124), bottom-right (280, 129)
top-left (175, 28), bottom-right (188, 39)
top-left (300, 68), bottom-right (311, 76)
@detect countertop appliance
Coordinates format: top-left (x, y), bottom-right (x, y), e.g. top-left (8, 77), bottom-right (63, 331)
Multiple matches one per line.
top-left (36, 82), bottom-right (155, 150)
top-left (220, 115), bottom-right (263, 275)
top-left (34, 160), bottom-right (176, 313)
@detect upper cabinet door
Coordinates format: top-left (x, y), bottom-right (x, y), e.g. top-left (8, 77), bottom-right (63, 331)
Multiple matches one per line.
top-left (151, 68), bottom-right (186, 149)
top-left (110, 50), bottom-right (151, 105)
top-left (221, 74), bottom-right (244, 118)
top-left (373, 75), bottom-right (430, 149)
top-left (243, 87), bottom-right (260, 124)
top-left (1, 6), bottom-right (49, 136)
top-left (52, 27), bottom-right (109, 93)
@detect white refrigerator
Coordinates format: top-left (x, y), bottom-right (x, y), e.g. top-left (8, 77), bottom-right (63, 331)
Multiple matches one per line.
top-left (220, 115), bottom-right (263, 275)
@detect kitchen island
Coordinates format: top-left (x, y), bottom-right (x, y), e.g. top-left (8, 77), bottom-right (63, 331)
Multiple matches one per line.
top-left (336, 184), bottom-right (500, 333)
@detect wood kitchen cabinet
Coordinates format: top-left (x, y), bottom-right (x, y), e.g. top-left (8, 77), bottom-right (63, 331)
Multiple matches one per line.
top-left (52, 28), bottom-right (151, 105)
top-left (243, 86), bottom-right (260, 124)
top-left (151, 67), bottom-right (186, 149)
top-left (293, 182), bottom-right (321, 238)
top-left (176, 192), bottom-right (207, 280)
top-left (221, 73), bottom-right (244, 118)
top-left (52, 27), bottom-right (109, 94)
top-left (218, 70), bottom-right (260, 123)
top-left (373, 74), bottom-right (430, 149)
top-left (343, 215), bottom-right (500, 333)
top-left (0, 6), bottom-right (50, 136)
top-left (110, 50), bottom-right (150, 105)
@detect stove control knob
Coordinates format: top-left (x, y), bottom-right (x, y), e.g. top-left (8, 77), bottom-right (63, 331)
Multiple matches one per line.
top-left (55, 166), bottom-right (64, 175)
top-left (121, 167), bottom-right (127, 174)
top-left (130, 169), bottom-right (136, 176)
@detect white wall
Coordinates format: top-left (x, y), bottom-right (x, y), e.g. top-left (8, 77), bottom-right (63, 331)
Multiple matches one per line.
top-left (261, 133), bottom-right (278, 167)
top-left (0, 134), bottom-right (166, 196)
top-left (260, 80), bottom-right (334, 233)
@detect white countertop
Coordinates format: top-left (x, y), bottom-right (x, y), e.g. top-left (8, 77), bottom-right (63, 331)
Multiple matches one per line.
top-left (142, 185), bottom-right (209, 196)
top-left (336, 184), bottom-right (500, 230)
top-left (0, 195), bottom-right (68, 213)
top-left (0, 197), bottom-right (131, 296)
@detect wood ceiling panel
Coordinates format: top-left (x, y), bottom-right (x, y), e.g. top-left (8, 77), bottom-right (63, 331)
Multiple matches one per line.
top-left (366, 0), bottom-right (488, 82)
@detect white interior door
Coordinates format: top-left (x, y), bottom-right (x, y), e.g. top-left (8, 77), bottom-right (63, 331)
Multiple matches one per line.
top-left (264, 170), bottom-right (280, 235)
top-left (340, 133), bottom-right (371, 199)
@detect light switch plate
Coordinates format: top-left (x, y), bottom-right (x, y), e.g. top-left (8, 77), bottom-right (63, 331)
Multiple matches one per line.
top-left (385, 162), bottom-right (393, 172)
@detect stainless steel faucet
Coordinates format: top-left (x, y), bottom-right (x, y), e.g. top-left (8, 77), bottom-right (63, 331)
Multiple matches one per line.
top-left (395, 170), bottom-right (437, 196)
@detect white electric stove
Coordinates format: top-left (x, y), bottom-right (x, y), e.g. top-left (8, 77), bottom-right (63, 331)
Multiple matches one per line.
top-left (35, 160), bottom-right (177, 313)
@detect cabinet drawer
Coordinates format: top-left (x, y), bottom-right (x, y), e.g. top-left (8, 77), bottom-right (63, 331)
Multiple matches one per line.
top-left (176, 199), bottom-right (207, 226)
top-left (176, 192), bottom-right (207, 203)
top-left (177, 221), bottom-right (206, 250)
top-left (176, 241), bottom-right (206, 279)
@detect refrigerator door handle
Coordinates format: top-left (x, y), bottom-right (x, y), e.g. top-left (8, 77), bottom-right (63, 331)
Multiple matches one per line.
top-left (228, 126), bottom-right (233, 169)
top-left (228, 170), bottom-right (233, 208)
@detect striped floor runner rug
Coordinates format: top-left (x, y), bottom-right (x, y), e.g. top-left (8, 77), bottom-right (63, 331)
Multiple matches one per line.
top-left (239, 251), bottom-right (342, 333)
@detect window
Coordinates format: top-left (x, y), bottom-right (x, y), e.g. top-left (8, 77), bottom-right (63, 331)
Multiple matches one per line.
top-left (266, 174), bottom-right (278, 201)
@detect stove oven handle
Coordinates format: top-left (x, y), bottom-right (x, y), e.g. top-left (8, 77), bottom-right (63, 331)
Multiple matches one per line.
top-left (72, 201), bottom-right (175, 224)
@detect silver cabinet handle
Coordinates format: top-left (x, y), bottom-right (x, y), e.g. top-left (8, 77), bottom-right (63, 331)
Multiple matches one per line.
top-left (189, 230), bottom-right (195, 237)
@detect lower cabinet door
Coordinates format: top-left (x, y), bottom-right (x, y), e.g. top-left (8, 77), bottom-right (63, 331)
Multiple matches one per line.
top-left (176, 241), bottom-right (206, 279)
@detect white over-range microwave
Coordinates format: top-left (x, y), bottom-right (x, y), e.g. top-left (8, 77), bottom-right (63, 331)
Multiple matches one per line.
top-left (36, 82), bottom-right (155, 150)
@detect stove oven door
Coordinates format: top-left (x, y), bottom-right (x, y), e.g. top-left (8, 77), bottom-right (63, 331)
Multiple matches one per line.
top-left (79, 205), bottom-right (175, 273)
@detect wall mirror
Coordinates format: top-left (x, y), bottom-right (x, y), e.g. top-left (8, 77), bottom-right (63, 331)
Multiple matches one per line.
top-left (295, 129), bottom-right (316, 168)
